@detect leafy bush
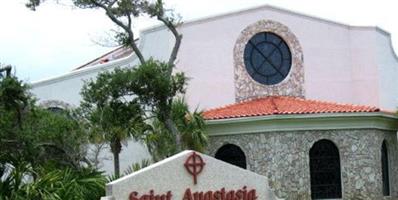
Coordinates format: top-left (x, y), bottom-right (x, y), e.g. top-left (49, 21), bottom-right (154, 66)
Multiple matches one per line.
top-left (0, 165), bottom-right (105, 200)
top-left (1, 75), bottom-right (105, 200)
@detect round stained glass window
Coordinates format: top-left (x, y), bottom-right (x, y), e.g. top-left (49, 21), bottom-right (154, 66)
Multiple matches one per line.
top-left (244, 32), bottom-right (292, 85)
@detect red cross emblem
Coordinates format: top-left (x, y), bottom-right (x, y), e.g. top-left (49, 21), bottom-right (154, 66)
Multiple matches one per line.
top-left (184, 152), bottom-right (206, 185)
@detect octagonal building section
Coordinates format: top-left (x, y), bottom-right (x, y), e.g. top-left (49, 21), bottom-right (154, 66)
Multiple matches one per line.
top-left (203, 96), bottom-right (398, 199)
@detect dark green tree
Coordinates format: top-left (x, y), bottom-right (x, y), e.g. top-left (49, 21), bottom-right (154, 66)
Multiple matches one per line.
top-left (80, 58), bottom-right (208, 167)
top-left (80, 68), bottom-right (148, 177)
top-left (0, 73), bottom-right (105, 200)
top-left (0, 76), bottom-right (90, 170)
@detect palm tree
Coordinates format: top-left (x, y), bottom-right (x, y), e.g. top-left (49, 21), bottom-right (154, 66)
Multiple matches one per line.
top-left (144, 98), bottom-right (208, 161)
top-left (80, 71), bottom-right (147, 177)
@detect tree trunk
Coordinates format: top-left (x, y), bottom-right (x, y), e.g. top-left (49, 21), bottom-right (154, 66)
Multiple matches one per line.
top-left (113, 150), bottom-right (120, 177)
top-left (165, 117), bottom-right (182, 152)
top-left (110, 139), bottom-right (122, 177)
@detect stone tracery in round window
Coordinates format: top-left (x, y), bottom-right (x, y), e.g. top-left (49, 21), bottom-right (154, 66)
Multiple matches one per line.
top-left (243, 32), bottom-right (292, 85)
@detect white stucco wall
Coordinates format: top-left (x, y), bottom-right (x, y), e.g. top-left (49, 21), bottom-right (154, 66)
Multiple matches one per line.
top-left (177, 6), bottom-right (398, 111)
top-left (33, 59), bottom-right (132, 105)
top-left (375, 31), bottom-right (398, 111)
top-left (349, 28), bottom-right (380, 108)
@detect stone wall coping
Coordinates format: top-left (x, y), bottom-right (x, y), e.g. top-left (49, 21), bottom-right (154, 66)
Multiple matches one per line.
top-left (205, 112), bottom-right (398, 136)
top-left (107, 150), bottom-right (194, 186)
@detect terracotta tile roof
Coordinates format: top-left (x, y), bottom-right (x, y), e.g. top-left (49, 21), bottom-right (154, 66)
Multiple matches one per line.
top-left (203, 96), bottom-right (380, 120)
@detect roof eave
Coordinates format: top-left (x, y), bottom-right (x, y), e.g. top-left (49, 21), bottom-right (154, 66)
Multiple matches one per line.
top-left (205, 112), bottom-right (398, 136)
top-left (31, 52), bottom-right (137, 88)
top-left (140, 4), bottom-right (391, 35)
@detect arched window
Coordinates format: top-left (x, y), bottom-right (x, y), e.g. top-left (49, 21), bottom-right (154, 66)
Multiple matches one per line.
top-left (215, 144), bottom-right (246, 169)
top-left (310, 139), bottom-right (342, 199)
top-left (381, 140), bottom-right (390, 196)
top-left (47, 106), bottom-right (65, 114)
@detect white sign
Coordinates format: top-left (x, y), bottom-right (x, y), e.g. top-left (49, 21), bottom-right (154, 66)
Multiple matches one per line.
top-left (101, 151), bottom-right (281, 200)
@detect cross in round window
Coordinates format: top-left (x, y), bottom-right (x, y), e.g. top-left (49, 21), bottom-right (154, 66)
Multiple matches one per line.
top-left (244, 32), bottom-right (292, 85)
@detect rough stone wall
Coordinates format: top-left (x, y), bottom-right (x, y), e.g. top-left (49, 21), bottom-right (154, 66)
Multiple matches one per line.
top-left (208, 129), bottom-right (398, 200)
top-left (233, 20), bottom-right (305, 102)
top-left (384, 131), bottom-right (398, 200)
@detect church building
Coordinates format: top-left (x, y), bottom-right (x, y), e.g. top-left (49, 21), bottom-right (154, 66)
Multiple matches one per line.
top-left (31, 5), bottom-right (398, 199)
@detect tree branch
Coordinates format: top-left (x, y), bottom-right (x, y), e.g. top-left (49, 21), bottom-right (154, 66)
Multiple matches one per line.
top-left (126, 11), bottom-right (132, 30)
top-left (158, 16), bottom-right (182, 71)
top-left (90, 0), bottom-right (146, 65)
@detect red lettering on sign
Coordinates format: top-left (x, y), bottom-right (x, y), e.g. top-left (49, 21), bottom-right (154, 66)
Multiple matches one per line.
top-left (193, 191), bottom-right (203, 200)
top-left (129, 187), bottom-right (256, 200)
top-left (225, 191), bottom-right (234, 200)
top-left (130, 192), bottom-right (139, 200)
top-left (182, 186), bottom-right (256, 200)
top-left (129, 190), bottom-right (172, 200)
top-left (183, 188), bottom-right (193, 200)
top-left (213, 191), bottom-right (221, 200)
top-left (247, 190), bottom-right (257, 200)
top-left (242, 186), bottom-right (247, 200)
top-left (204, 191), bottom-right (213, 200)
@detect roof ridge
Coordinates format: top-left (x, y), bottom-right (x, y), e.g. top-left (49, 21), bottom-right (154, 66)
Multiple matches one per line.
top-left (203, 96), bottom-right (383, 120)
top-left (270, 96), bottom-right (279, 114)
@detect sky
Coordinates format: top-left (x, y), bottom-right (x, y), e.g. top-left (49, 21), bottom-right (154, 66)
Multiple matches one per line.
top-left (1, 0), bottom-right (398, 83)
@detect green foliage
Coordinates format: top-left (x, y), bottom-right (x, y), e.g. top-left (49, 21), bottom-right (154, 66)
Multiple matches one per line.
top-left (1, 105), bottom-right (89, 169)
top-left (25, 167), bottom-right (105, 200)
top-left (0, 159), bottom-right (34, 199)
top-left (80, 68), bottom-right (147, 136)
top-left (145, 98), bottom-right (207, 161)
top-left (80, 59), bottom-right (206, 163)
top-left (0, 165), bottom-right (105, 200)
top-left (126, 59), bottom-right (187, 118)
top-left (0, 76), bottom-right (31, 128)
top-left (107, 159), bottom-right (151, 182)
top-left (1, 76), bottom-right (89, 169)
top-left (123, 159), bottom-right (151, 175)
top-left (80, 59), bottom-right (187, 116)
top-left (22, 108), bottom-right (89, 168)
top-left (0, 75), bottom-right (29, 110)
top-left (80, 67), bottom-right (149, 176)
top-left (1, 74), bottom-right (105, 200)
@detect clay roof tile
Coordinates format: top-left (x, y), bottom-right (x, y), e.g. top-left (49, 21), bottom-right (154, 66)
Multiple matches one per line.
top-left (203, 96), bottom-right (381, 120)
